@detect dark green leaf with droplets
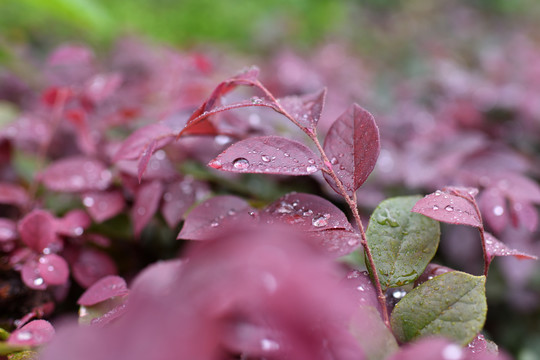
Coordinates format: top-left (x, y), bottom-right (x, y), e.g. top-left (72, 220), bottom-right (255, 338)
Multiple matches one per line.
top-left (391, 271), bottom-right (487, 346)
top-left (366, 196), bottom-right (440, 289)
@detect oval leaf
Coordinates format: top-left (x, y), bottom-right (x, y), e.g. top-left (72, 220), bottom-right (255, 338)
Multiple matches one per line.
top-left (412, 189), bottom-right (482, 228)
top-left (38, 254), bottom-right (69, 286)
top-left (209, 136), bottom-right (321, 176)
top-left (78, 275), bottom-right (128, 306)
top-left (18, 210), bottom-right (59, 253)
top-left (82, 190), bottom-right (125, 223)
top-left (72, 248), bottom-right (117, 288)
top-left (40, 156), bottom-right (112, 193)
top-left (54, 209), bottom-right (91, 237)
top-left (391, 271), bottom-right (487, 346)
top-left (8, 320), bottom-right (55, 347)
top-left (323, 104), bottom-right (380, 195)
top-left (367, 196), bottom-right (440, 289)
top-left (177, 195), bottom-right (257, 240)
top-left (21, 259), bottom-right (47, 290)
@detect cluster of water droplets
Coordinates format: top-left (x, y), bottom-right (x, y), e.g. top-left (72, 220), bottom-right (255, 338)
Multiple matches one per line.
top-left (271, 199), bottom-right (331, 229)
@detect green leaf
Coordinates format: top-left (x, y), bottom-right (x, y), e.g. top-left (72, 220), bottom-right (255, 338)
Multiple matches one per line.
top-left (366, 196), bottom-right (440, 289)
top-left (8, 350), bottom-right (38, 360)
top-left (391, 271), bottom-right (487, 346)
top-left (0, 342), bottom-right (28, 356)
top-left (350, 306), bottom-right (398, 360)
top-left (0, 328), bottom-right (10, 341)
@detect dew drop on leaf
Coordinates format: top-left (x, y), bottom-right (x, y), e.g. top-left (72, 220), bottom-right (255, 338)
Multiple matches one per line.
top-left (493, 206), bottom-right (504, 216)
top-left (34, 277), bottom-right (44, 286)
top-left (232, 158), bottom-right (250, 170)
top-left (433, 205), bottom-right (439, 210)
top-left (306, 165), bottom-right (318, 173)
top-left (17, 331), bottom-right (32, 341)
top-left (441, 344), bottom-right (463, 360)
top-left (445, 205), bottom-right (454, 212)
top-left (312, 213), bottom-right (330, 227)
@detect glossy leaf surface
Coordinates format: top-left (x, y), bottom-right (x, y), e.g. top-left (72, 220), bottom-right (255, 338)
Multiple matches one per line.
top-left (8, 320), bottom-right (55, 347)
top-left (367, 196), bottom-right (440, 289)
top-left (278, 88), bottom-right (326, 133)
top-left (38, 254), bottom-right (69, 286)
top-left (78, 275), bottom-right (129, 306)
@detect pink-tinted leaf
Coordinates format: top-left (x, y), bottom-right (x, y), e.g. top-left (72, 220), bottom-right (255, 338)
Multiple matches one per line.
top-left (323, 104), bottom-right (380, 195)
top-left (65, 108), bottom-right (96, 155)
top-left (131, 181), bottom-right (164, 236)
top-left (209, 136), bottom-right (321, 175)
top-left (116, 156), bottom-right (178, 181)
top-left (113, 123), bottom-right (175, 162)
top-left (54, 209), bottom-right (91, 237)
top-left (0, 182), bottom-right (29, 208)
top-left (387, 338), bottom-right (468, 360)
top-left (485, 232), bottom-right (537, 263)
top-left (48, 45), bottom-right (94, 66)
top-left (38, 254), bottom-right (69, 286)
top-left (465, 334), bottom-right (501, 359)
top-left (8, 320), bottom-right (55, 346)
top-left (21, 259), bottom-right (47, 290)
top-left (261, 192), bottom-right (353, 232)
top-left (78, 275), bottom-right (129, 306)
top-left (72, 248), bottom-right (117, 288)
top-left (177, 195), bottom-right (257, 240)
top-left (82, 190), bottom-right (125, 223)
top-left (478, 188), bottom-right (508, 233)
top-left (160, 179), bottom-right (200, 228)
top-left (137, 139), bottom-right (157, 183)
top-left (308, 229), bottom-right (361, 257)
top-left (40, 156), bottom-right (112, 193)
top-left (88, 302), bottom-right (129, 328)
top-left (130, 259), bottom-right (183, 298)
top-left (278, 88), bottom-right (326, 133)
top-left (83, 73), bottom-right (122, 103)
top-left (412, 189), bottom-right (482, 228)
top-left (510, 200), bottom-right (538, 232)
top-left (18, 210), bottom-right (59, 253)
top-left (487, 173), bottom-right (540, 204)
top-left (343, 270), bottom-right (379, 311)
top-left (0, 218), bottom-right (17, 242)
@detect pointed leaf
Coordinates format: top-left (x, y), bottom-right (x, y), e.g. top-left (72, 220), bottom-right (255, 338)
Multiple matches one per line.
top-left (177, 195), bottom-right (257, 240)
top-left (278, 88), bottom-right (326, 133)
top-left (137, 139), bottom-right (157, 183)
top-left (367, 196), bottom-right (440, 289)
top-left (261, 192), bottom-right (352, 231)
top-left (40, 157), bottom-right (112, 193)
top-left (209, 136), bottom-right (321, 175)
top-left (0, 182), bottom-right (29, 208)
top-left (412, 189), bottom-right (482, 228)
top-left (18, 210), bottom-right (59, 253)
top-left (484, 232), bottom-right (537, 263)
top-left (131, 181), bottom-right (164, 236)
top-left (391, 271), bottom-right (487, 346)
top-left (465, 334), bottom-right (501, 358)
top-left (113, 123), bottom-right (174, 162)
top-left (37, 254), bottom-right (69, 286)
top-left (8, 320), bottom-right (55, 347)
top-left (82, 190), bottom-right (125, 223)
top-left (78, 275), bottom-right (129, 306)
top-left (323, 104), bottom-right (380, 195)
top-left (72, 248), bottom-right (117, 288)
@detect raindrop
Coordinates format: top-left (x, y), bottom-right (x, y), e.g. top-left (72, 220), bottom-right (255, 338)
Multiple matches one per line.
top-left (16, 331), bottom-right (33, 341)
top-left (137, 207), bottom-right (146, 216)
top-left (306, 165), bottom-right (318, 173)
top-left (445, 205), bottom-right (454, 212)
top-left (276, 203), bottom-right (294, 214)
top-left (261, 155), bottom-right (271, 162)
top-left (232, 158), bottom-right (250, 170)
top-left (432, 205), bottom-right (439, 210)
top-left (441, 344), bottom-right (463, 360)
top-left (250, 97), bottom-right (263, 105)
top-left (434, 190), bottom-right (442, 196)
top-left (34, 277), bottom-right (44, 286)
top-left (83, 196), bottom-right (95, 207)
top-left (312, 214), bottom-right (330, 227)
top-left (227, 210), bottom-right (236, 216)
top-left (74, 227), bottom-right (84, 236)
top-left (283, 153), bottom-right (290, 157)
top-left (260, 338), bottom-right (280, 351)
top-left (214, 135), bottom-right (231, 146)
top-left (493, 206), bottom-right (504, 216)
top-left (47, 265), bottom-right (55, 272)
top-left (357, 285), bottom-right (365, 291)
top-left (154, 150), bottom-right (166, 160)
top-left (330, 157), bottom-right (338, 165)
top-left (392, 289), bottom-right (407, 299)
top-left (307, 158), bottom-right (315, 164)
top-left (348, 238), bottom-right (359, 246)
top-left (210, 221), bottom-right (219, 227)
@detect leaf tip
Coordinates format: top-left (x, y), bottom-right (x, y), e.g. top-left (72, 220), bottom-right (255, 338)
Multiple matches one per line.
top-left (208, 159), bottom-right (222, 169)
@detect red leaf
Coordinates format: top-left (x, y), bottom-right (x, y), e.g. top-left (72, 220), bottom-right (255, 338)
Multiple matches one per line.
top-left (177, 195), bottom-right (257, 240)
top-left (485, 232), bottom-right (538, 263)
top-left (72, 248), bottom-right (117, 288)
top-left (478, 188), bottom-right (508, 233)
top-left (113, 123), bottom-right (174, 162)
top-left (21, 259), bottom-right (47, 290)
top-left (8, 320), bottom-right (55, 346)
top-left (261, 192), bottom-right (353, 232)
top-left (55, 209), bottom-right (91, 237)
top-left (412, 189), bottom-right (482, 228)
top-left (82, 190), bottom-right (125, 223)
top-left (40, 156), bottom-right (112, 193)
top-left (160, 179), bottom-right (202, 228)
top-left (278, 88), bottom-right (326, 133)
top-left (131, 181), bottom-right (164, 236)
top-left (208, 136), bottom-right (321, 175)
top-left (0, 218), bottom-right (17, 242)
top-left (307, 229), bottom-right (361, 257)
top-left (78, 275), bottom-right (129, 306)
top-left (0, 182), bottom-right (29, 208)
top-left (137, 139), bottom-right (157, 183)
top-left (323, 104), bottom-right (380, 195)
top-left (38, 254), bottom-right (69, 286)
top-left (18, 210), bottom-right (60, 253)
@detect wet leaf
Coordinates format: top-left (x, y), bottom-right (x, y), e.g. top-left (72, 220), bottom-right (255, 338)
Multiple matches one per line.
top-left (412, 189), bottom-right (482, 228)
top-left (391, 271), bottom-right (487, 346)
top-left (177, 195), bottom-right (257, 240)
top-left (54, 209), bottom-right (91, 237)
top-left (78, 299), bottom-right (128, 327)
top-left (83, 73), bottom-right (122, 104)
top-left (478, 188), bottom-right (508, 233)
top-left (367, 196), bottom-right (440, 289)
top-left (343, 270), bottom-right (379, 311)
top-left (18, 210), bottom-right (59, 253)
top-left (509, 200), bottom-right (538, 232)
top-left (465, 334), bottom-right (500, 358)
top-left (40, 157), bottom-right (112, 193)
top-left (131, 181), bottom-right (164, 236)
top-left (484, 232), bottom-right (537, 263)
top-left (8, 320), bottom-right (55, 347)
top-left (0, 218), bottom-right (17, 242)
top-left (278, 88), bottom-right (326, 133)
top-left (323, 104), bottom-right (380, 196)
top-left (0, 182), bottom-right (29, 208)
top-left (82, 190), bottom-right (125, 223)
top-left (387, 338), bottom-right (465, 360)
top-left (37, 254), bottom-right (69, 286)
top-left (307, 228), bottom-right (362, 257)
top-left (137, 139), bottom-right (157, 183)
top-left (113, 123), bottom-right (175, 162)
top-left (78, 275), bottom-right (129, 306)
top-left (160, 179), bottom-right (201, 228)
top-left (72, 248), bottom-right (117, 288)
top-left (208, 136), bottom-right (321, 176)
top-left (21, 260), bottom-right (47, 290)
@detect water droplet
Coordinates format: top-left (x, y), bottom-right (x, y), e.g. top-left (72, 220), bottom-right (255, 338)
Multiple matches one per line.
top-left (33, 277), bottom-right (44, 286)
top-left (445, 205), bottom-right (454, 212)
top-left (74, 227), bottom-right (83, 236)
top-left (493, 206), bottom-right (504, 216)
top-left (307, 158), bottom-right (315, 164)
top-left (434, 190), bottom-right (442, 196)
top-left (441, 344), bottom-right (463, 360)
top-left (260, 338), bottom-right (280, 351)
top-left (248, 211), bottom-right (256, 217)
top-left (357, 285), bottom-right (365, 291)
top-left (432, 205), bottom-right (439, 210)
top-left (210, 221), bottom-right (219, 227)
top-left (348, 238), bottom-right (359, 246)
top-left (83, 196), bottom-right (95, 207)
top-left (283, 152), bottom-right (290, 157)
top-left (261, 154), bottom-right (271, 162)
top-left (338, 153), bottom-right (344, 158)
top-left (312, 214), bottom-right (330, 227)
top-left (47, 265), bottom-right (55, 272)
top-left (214, 135), bottom-right (231, 146)
top-left (330, 157), bottom-right (338, 165)
top-left (276, 203), bottom-right (294, 214)
top-left (137, 207), bottom-right (146, 216)
top-left (250, 97), bottom-right (263, 105)
top-left (16, 331), bottom-right (32, 341)
top-left (306, 165), bottom-right (317, 173)
top-left (392, 289), bottom-right (407, 299)
top-left (227, 209), bottom-right (236, 216)
top-left (232, 158), bottom-right (250, 170)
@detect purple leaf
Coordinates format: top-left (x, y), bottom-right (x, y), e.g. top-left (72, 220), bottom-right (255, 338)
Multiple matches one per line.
top-left (465, 334), bottom-right (501, 359)
top-left (116, 156), bottom-right (178, 181)
top-left (0, 182), bottom-right (29, 208)
top-left (509, 200), bottom-right (538, 232)
top-left (0, 218), bottom-right (17, 242)
top-left (177, 195), bottom-right (257, 240)
top-left (40, 156), bottom-right (112, 193)
top-left (209, 136), bottom-right (321, 175)
top-left (387, 338), bottom-right (466, 360)
top-left (83, 73), bottom-right (122, 104)
top-left (54, 209), bottom-right (91, 237)
top-left (160, 179), bottom-right (201, 228)
top-left (38, 254), bottom-right (69, 286)
top-left (261, 192), bottom-right (353, 232)
top-left (131, 181), bottom-right (164, 236)
top-left (308, 229), bottom-right (361, 257)
top-left (478, 188), bottom-right (508, 233)
top-left (82, 190), bottom-right (125, 223)
top-left (113, 123), bottom-right (174, 162)
top-left (486, 173), bottom-right (540, 204)
top-left (137, 139), bottom-right (157, 183)
top-left (78, 275), bottom-right (129, 306)
top-left (278, 88), bottom-right (326, 133)
top-left (485, 232), bottom-right (538, 263)
top-left (18, 210), bottom-right (60, 253)
top-left (130, 259), bottom-right (183, 298)
top-left (21, 259), bottom-right (47, 290)
top-left (72, 248), bottom-right (117, 288)
top-left (343, 270), bottom-right (379, 310)
top-left (47, 45), bottom-right (94, 66)
top-left (323, 104), bottom-right (380, 195)
top-left (8, 320), bottom-right (55, 346)
top-left (412, 189), bottom-right (482, 228)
